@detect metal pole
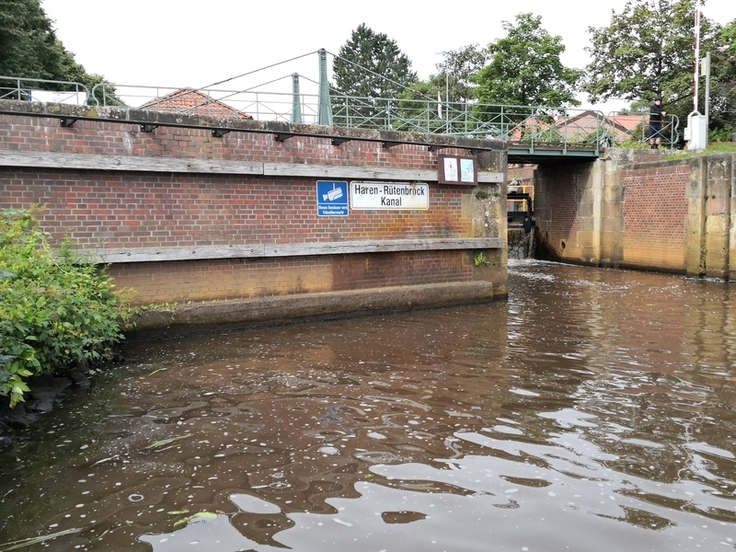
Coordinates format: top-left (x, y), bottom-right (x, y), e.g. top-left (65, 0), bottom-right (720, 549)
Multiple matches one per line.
top-left (693, 5), bottom-right (700, 113)
top-left (445, 61), bottom-right (449, 133)
top-left (704, 51), bottom-right (711, 144)
top-left (703, 52), bottom-right (711, 121)
top-left (291, 73), bottom-right (302, 124)
top-left (317, 49), bottom-right (333, 126)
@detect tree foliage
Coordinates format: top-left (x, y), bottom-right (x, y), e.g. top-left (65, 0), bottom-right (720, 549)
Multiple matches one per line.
top-left (332, 24), bottom-right (417, 128)
top-left (397, 45), bottom-right (488, 133)
top-left (332, 23), bottom-right (417, 98)
top-left (0, 0), bottom-right (121, 104)
top-left (711, 19), bottom-right (736, 138)
top-left (583, 0), bottom-right (734, 140)
top-left (433, 45), bottom-right (489, 104)
top-left (472, 13), bottom-right (582, 108)
top-left (583, 0), bottom-right (720, 103)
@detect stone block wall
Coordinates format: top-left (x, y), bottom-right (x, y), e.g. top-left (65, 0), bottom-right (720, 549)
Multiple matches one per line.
top-left (534, 149), bottom-right (736, 280)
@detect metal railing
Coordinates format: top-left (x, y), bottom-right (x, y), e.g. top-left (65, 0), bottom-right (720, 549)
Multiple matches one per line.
top-left (606, 111), bottom-right (680, 149)
top-left (1, 76), bottom-right (680, 152)
top-left (88, 82), bottom-right (620, 152)
top-left (89, 82), bottom-right (323, 124)
top-left (0, 76), bottom-right (89, 104)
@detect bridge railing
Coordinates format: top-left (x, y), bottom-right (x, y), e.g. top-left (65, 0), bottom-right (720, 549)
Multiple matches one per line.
top-left (333, 96), bottom-right (614, 144)
top-left (606, 111), bottom-right (680, 149)
top-left (2, 76), bottom-right (679, 151)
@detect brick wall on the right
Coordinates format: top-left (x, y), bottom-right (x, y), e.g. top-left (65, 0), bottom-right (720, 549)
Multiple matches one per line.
top-left (618, 161), bottom-right (690, 271)
top-left (535, 153), bottom-right (693, 273)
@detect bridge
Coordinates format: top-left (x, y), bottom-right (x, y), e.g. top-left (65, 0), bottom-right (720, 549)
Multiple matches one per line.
top-left (0, 51), bottom-right (679, 165)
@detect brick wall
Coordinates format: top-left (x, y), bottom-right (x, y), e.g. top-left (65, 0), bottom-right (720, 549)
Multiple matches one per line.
top-left (0, 115), bottom-right (449, 168)
top-left (534, 151), bottom-right (735, 278)
top-left (534, 167), bottom-right (585, 259)
top-left (618, 161), bottom-right (689, 270)
top-left (1, 168), bottom-right (472, 248)
top-left (1, 109), bottom-right (506, 305)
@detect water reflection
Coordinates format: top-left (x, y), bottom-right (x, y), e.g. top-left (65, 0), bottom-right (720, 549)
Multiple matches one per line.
top-left (1, 261), bottom-right (735, 551)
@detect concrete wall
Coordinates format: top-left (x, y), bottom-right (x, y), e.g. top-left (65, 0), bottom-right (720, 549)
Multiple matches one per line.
top-left (534, 149), bottom-right (736, 280)
top-left (0, 101), bottom-right (508, 334)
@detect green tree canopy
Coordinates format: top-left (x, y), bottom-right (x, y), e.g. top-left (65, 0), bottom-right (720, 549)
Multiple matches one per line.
top-left (397, 45), bottom-right (488, 133)
top-left (332, 23), bottom-right (416, 98)
top-left (472, 13), bottom-right (582, 108)
top-left (583, 0), bottom-right (720, 103)
top-left (331, 24), bottom-right (417, 128)
top-left (0, 0), bottom-right (120, 104)
top-left (711, 19), bottom-right (736, 136)
top-left (433, 45), bottom-right (489, 104)
top-left (583, 0), bottom-right (734, 139)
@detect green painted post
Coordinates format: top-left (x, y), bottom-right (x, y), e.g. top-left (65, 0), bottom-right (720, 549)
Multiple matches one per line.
top-left (292, 73), bottom-right (302, 124)
top-left (318, 49), bottom-right (333, 126)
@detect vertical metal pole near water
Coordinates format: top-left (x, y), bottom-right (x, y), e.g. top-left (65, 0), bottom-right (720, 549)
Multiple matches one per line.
top-left (291, 73), bottom-right (302, 124)
top-left (318, 49), bottom-right (333, 126)
top-left (686, 5), bottom-right (708, 151)
top-left (702, 52), bottom-right (711, 122)
top-left (693, 5), bottom-right (700, 113)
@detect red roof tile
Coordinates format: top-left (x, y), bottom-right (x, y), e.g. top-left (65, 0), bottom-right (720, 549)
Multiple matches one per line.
top-left (141, 88), bottom-right (252, 119)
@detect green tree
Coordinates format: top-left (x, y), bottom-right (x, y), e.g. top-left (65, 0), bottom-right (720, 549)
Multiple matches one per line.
top-left (433, 45), bottom-right (489, 104)
top-left (582, 0), bottom-right (721, 103)
top-left (398, 45), bottom-right (488, 133)
top-left (583, 0), bottom-right (730, 141)
top-left (710, 19), bottom-right (736, 139)
top-left (1, 0), bottom-right (56, 79)
top-left (0, 0), bottom-right (122, 105)
top-left (472, 13), bottom-right (582, 108)
top-left (332, 24), bottom-right (417, 128)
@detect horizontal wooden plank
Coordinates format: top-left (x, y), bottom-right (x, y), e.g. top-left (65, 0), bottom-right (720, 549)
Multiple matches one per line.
top-left (88, 237), bottom-right (506, 264)
top-left (264, 163), bottom-right (438, 181)
top-left (0, 150), bottom-right (263, 174)
top-left (0, 150), bottom-right (504, 183)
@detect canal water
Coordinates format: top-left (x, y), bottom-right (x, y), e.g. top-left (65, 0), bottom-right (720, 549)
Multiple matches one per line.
top-left (1, 260), bottom-right (736, 552)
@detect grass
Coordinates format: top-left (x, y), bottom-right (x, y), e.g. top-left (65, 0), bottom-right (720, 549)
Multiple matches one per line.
top-left (703, 142), bottom-right (736, 154)
top-left (662, 141), bottom-right (736, 160)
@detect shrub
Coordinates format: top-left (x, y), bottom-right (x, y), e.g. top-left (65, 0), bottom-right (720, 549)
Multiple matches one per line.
top-left (0, 208), bottom-right (133, 408)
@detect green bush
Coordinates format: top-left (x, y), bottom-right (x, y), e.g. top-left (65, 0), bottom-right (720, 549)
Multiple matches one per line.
top-left (0, 208), bottom-right (133, 408)
top-left (710, 124), bottom-right (736, 143)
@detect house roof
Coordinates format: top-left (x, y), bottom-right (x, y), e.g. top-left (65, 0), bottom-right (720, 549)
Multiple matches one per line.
top-left (606, 114), bottom-right (645, 134)
top-left (504, 109), bottom-right (646, 144)
top-left (556, 110), bottom-right (645, 134)
top-left (141, 89), bottom-right (252, 120)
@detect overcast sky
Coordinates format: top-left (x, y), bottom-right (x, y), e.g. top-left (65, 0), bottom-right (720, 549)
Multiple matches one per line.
top-left (41, 0), bottom-right (736, 113)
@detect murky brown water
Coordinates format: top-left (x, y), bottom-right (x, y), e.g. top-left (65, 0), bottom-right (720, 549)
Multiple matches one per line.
top-left (2, 260), bottom-right (736, 551)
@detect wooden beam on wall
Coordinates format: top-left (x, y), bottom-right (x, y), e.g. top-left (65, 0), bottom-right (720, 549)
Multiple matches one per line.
top-left (85, 237), bottom-right (506, 264)
top-left (0, 150), bottom-right (504, 183)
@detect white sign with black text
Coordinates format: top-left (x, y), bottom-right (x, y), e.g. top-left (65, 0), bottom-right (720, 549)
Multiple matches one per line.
top-left (350, 181), bottom-right (429, 210)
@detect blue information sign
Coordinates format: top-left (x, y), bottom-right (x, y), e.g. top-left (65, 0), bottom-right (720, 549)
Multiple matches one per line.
top-left (316, 180), bottom-right (349, 217)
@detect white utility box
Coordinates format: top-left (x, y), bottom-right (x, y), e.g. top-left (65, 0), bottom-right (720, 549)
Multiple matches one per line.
top-left (686, 112), bottom-right (708, 151)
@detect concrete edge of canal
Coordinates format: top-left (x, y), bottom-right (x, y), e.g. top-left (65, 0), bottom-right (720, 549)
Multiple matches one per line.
top-left (124, 281), bottom-right (499, 342)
